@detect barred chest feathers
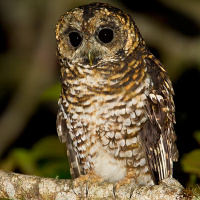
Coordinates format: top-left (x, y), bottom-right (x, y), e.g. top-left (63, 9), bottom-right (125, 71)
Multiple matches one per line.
top-left (59, 60), bottom-right (154, 185)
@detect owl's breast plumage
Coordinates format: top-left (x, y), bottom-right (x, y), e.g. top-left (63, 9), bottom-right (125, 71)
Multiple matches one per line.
top-left (59, 60), bottom-right (154, 185)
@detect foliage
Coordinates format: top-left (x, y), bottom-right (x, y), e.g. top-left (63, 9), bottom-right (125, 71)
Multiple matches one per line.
top-left (40, 82), bottom-right (61, 102)
top-left (181, 131), bottom-right (200, 186)
top-left (0, 136), bottom-right (71, 179)
top-left (181, 186), bottom-right (200, 200)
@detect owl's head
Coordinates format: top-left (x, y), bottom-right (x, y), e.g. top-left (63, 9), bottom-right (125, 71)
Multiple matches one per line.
top-left (56, 2), bottom-right (143, 68)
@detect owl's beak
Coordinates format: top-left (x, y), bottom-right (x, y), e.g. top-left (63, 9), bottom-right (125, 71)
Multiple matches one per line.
top-left (88, 51), bottom-right (95, 66)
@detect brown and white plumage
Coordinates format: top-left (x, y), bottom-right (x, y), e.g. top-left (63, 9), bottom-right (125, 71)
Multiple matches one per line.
top-left (55, 2), bottom-right (178, 185)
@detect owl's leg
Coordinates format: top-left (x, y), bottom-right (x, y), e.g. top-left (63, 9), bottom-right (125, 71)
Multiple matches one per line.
top-left (113, 168), bottom-right (136, 198)
top-left (73, 171), bottom-right (104, 197)
top-left (74, 171), bottom-right (104, 186)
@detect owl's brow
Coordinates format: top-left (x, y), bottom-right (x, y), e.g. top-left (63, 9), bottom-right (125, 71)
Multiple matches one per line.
top-left (82, 4), bottom-right (95, 23)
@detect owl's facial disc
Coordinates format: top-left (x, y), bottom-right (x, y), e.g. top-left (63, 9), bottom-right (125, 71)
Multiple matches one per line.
top-left (56, 3), bottom-right (140, 68)
top-left (66, 26), bottom-right (116, 66)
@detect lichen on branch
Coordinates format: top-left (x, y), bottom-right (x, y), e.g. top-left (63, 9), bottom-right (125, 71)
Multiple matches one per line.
top-left (0, 169), bottom-right (194, 200)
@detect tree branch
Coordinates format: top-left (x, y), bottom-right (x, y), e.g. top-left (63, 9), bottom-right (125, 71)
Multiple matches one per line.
top-left (0, 169), bottom-right (194, 200)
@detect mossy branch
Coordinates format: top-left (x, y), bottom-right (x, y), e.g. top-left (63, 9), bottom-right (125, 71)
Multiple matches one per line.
top-left (0, 169), bottom-right (195, 200)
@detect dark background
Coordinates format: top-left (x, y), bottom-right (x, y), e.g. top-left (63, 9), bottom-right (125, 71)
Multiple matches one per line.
top-left (0, 0), bottom-right (199, 188)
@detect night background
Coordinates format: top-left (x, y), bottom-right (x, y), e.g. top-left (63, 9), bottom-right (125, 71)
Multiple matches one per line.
top-left (0, 0), bottom-right (199, 192)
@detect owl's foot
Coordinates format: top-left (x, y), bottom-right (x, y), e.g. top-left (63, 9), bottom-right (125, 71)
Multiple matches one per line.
top-left (113, 170), bottom-right (136, 199)
top-left (73, 172), bottom-right (103, 197)
top-left (113, 178), bottom-right (135, 199)
top-left (74, 172), bottom-right (104, 187)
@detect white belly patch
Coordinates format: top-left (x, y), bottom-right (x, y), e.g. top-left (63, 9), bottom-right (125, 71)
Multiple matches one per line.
top-left (93, 148), bottom-right (126, 182)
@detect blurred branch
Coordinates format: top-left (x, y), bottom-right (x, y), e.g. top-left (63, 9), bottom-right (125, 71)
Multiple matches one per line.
top-left (159, 0), bottom-right (200, 23)
top-left (0, 169), bottom-right (191, 200)
top-left (0, 0), bottom-right (73, 157)
top-left (121, 10), bottom-right (200, 65)
top-left (134, 15), bottom-right (200, 79)
top-left (138, 20), bottom-right (200, 63)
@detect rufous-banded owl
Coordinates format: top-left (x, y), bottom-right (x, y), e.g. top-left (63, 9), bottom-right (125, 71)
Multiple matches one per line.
top-left (56, 2), bottom-right (178, 186)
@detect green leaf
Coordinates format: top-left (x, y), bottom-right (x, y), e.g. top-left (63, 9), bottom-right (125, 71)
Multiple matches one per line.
top-left (40, 82), bottom-right (60, 102)
top-left (194, 131), bottom-right (200, 145)
top-left (0, 148), bottom-right (37, 175)
top-left (181, 149), bottom-right (200, 178)
top-left (30, 136), bottom-right (70, 178)
top-left (31, 135), bottom-right (66, 160)
top-left (0, 136), bottom-right (70, 178)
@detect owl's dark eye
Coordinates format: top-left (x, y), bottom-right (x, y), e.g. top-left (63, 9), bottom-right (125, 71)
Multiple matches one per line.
top-left (98, 28), bottom-right (114, 43)
top-left (69, 31), bottom-right (82, 47)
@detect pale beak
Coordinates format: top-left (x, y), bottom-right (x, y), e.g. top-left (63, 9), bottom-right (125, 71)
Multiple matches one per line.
top-left (88, 51), bottom-right (95, 66)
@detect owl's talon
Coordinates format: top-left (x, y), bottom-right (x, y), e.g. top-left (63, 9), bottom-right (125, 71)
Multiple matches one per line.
top-left (113, 183), bottom-right (116, 197)
top-left (86, 182), bottom-right (89, 197)
top-left (72, 175), bottom-right (88, 197)
top-left (129, 184), bottom-right (135, 199)
top-left (113, 177), bottom-right (136, 199)
top-left (72, 173), bottom-right (103, 197)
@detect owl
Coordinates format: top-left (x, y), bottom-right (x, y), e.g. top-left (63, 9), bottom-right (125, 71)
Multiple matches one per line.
top-left (56, 2), bottom-right (178, 186)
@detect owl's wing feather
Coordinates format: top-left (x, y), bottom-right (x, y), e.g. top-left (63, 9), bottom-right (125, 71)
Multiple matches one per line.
top-left (57, 101), bottom-right (83, 179)
top-left (139, 55), bottom-right (178, 184)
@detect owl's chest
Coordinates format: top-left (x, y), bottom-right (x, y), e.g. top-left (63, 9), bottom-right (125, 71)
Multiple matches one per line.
top-left (62, 75), bottom-right (151, 181)
top-left (65, 75), bottom-right (148, 127)
top-left (64, 74), bottom-right (150, 149)
top-left (65, 82), bottom-right (148, 148)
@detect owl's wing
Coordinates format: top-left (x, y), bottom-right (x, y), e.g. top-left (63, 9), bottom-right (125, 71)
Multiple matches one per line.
top-left (57, 100), bottom-right (83, 179)
top-left (139, 55), bottom-right (178, 184)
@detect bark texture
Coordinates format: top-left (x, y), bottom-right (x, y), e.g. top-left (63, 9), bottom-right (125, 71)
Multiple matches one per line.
top-left (0, 169), bottom-right (196, 200)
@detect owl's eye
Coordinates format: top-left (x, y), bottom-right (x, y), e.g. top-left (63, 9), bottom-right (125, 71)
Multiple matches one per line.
top-left (98, 28), bottom-right (114, 43)
top-left (69, 31), bottom-right (82, 47)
